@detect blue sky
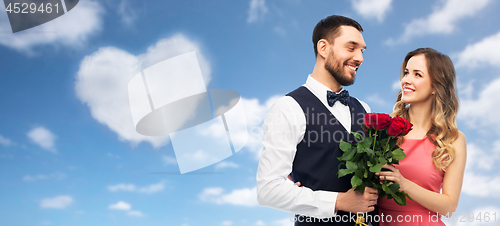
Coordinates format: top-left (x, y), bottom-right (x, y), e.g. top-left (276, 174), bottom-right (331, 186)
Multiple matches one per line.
top-left (1, 0), bottom-right (500, 225)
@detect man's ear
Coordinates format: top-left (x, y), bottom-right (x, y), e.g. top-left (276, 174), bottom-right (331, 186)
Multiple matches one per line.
top-left (317, 39), bottom-right (329, 59)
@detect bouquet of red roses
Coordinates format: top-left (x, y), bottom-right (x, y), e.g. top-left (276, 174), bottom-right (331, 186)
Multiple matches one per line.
top-left (338, 113), bottom-right (413, 206)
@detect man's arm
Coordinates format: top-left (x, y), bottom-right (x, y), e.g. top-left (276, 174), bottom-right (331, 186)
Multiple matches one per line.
top-left (256, 96), bottom-right (339, 218)
top-left (256, 96), bottom-right (377, 218)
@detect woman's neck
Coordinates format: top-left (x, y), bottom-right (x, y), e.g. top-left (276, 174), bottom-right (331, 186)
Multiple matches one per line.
top-left (407, 102), bottom-right (433, 138)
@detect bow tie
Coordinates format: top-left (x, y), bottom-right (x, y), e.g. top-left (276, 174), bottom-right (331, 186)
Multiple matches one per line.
top-left (327, 90), bottom-right (350, 106)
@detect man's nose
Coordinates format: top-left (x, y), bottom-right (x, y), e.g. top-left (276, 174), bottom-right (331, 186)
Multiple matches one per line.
top-left (353, 50), bottom-right (363, 64)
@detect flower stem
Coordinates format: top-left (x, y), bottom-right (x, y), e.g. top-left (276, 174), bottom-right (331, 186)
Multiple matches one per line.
top-left (384, 138), bottom-right (391, 154)
top-left (372, 130), bottom-right (377, 151)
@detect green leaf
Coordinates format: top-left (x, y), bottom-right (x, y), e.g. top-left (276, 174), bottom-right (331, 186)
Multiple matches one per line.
top-left (404, 191), bottom-right (413, 201)
top-left (357, 182), bottom-right (366, 193)
top-left (339, 149), bottom-right (356, 161)
top-left (339, 141), bottom-right (352, 152)
top-left (355, 168), bottom-right (363, 180)
top-left (381, 183), bottom-right (392, 194)
top-left (367, 161), bottom-right (373, 167)
top-left (358, 137), bottom-right (372, 149)
top-left (369, 163), bottom-right (384, 173)
top-left (363, 169), bottom-right (368, 178)
top-left (346, 161), bottom-right (358, 171)
top-left (379, 156), bottom-right (388, 165)
top-left (389, 183), bottom-right (400, 192)
top-left (338, 168), bottom-right (354, 178)
top-left (357, 145), bottom-right (366, 153)
top-left (351, 175), bottom-right (362, 187)
top-left (393, 192), bottom-right (403, 205)
top-left (365, 148), bottom-right (375, 156)
top-left (351, 132), bottom-right (363, 140)
top-left (392, 148), bottom-right (406, 161)
top-left (395, 192), bottom-right (407, 206)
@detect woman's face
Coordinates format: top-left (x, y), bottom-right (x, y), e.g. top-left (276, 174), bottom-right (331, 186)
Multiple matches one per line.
top-left (401, 54), bottom-right (435, 105)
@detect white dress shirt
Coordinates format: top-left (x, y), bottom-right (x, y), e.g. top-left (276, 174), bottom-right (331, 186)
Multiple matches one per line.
top-left (256, 75), bottom-right (370, 219)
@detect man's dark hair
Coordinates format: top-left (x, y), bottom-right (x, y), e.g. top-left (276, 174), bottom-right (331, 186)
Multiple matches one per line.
top-left (312, 15), bottom-right (363, 57)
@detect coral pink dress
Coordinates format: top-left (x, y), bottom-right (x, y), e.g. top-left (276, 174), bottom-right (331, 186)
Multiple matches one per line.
top-left (378, 137), bottom-right (445, 225)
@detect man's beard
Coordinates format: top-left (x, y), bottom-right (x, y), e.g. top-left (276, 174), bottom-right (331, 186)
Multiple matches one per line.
top-left (325, 55), bottom-right (356, 86)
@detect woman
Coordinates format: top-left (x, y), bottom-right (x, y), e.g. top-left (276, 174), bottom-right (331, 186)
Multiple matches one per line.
top-left (376, 48), bottom-right (467, 225)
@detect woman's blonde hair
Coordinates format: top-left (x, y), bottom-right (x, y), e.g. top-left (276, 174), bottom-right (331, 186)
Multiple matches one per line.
top-left (392, 48), bottom-right (459, 171)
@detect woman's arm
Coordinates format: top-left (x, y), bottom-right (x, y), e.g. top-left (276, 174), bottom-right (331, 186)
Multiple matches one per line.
top-left (376, 131), bottom-right (467, 216)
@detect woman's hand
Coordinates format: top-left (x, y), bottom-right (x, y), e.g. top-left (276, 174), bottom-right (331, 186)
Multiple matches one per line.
top-left (287, 174), bottom-right (303, 187)
top-left (375, 164), bottom-right (409, 192)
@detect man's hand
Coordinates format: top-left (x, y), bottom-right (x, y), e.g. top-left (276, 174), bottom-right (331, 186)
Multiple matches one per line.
top-left (335, 187), bottom-right (378, 213)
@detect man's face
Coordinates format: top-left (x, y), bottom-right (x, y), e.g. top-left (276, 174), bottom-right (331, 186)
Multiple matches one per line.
top-left (324, 26), bottom-right (366, 86)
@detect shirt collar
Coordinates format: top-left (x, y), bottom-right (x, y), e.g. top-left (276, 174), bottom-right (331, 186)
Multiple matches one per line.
top-left (305, 75), bottom-right (345, 100)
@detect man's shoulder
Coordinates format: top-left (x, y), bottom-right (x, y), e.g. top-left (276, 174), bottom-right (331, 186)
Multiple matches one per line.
top-left (351, 97), bottom-right (371, 113)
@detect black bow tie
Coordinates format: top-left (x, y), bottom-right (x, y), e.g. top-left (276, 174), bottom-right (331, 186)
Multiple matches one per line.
top-left (327, 90), bottom-right (350, 106)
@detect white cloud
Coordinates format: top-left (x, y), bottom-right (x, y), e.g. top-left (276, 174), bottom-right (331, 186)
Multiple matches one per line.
top-left (40, 195), bottom-right (73, 209)
top-left (107, 183), bottom-right (136, 192)
top-left (365, 93), bottom-right (388, 106)
top-left (162, 155), bottom-right (177, 165)
top-left (137, 181), bottom-right (165, 193)
top-left (458, 76), bottom-right (500, 132)
top-left (351, 0), bottom-right (392, 22)
top-left (0, 135), bottom-right (13, 146)
top-left (447, 206), bottom-right (500, 226)
top-left (109, 201), bottom-right (145, 217)
top-left (215, 161), bottom-right (239, 169)
top-left (75, 34), bottom-right (210, 148)
top-left (465, 142), bottom-right (500, 171)
top-left (254, 220), bottom-right (266, 226)
top-left (107, 181), bottom-right (165, 193)
top-left (462, 171), bottom-right (500, 198)
top-left (199, 96), bottom-right (280, 160)
top-left (199, 186), bottom-right (258, 207)
top-left (247, 0), bottom-right (268, 23)
top-left (109, 201), bottom-right (131, 211)
top-left (388, 0), bottom-right (492, 44)
top-left (455, 31), bottom-right (500, 68)
top-left (127, 210), bottom-right (144, 217)
top-left (221, 221), bottom-right (233, 226)
top-left (461, 140), bottom-right (500, 198)
top-left (27, 127), bottom-right (57, 153)
top-left (0, 0), bottom-right (104, 54)
top-left (392, 80), bottom-right (401, 91)
top-left (273, 26), bottom-right (286, 36)
top-left (117, 0), bottom-right (137, 26)
top-left (273, 218), bottom-right (293, 226)
top-left (23, 172), bottom-right (66, 182)
top-left (107, 152), bottom-right (120, 159)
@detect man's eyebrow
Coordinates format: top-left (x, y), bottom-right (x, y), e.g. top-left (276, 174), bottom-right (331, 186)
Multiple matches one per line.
top-left (346, 41), bottom-right (367, 50)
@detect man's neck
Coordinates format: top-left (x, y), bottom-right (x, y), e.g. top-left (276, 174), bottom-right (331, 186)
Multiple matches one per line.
top-left (311, 61), bottom-right (343, 93)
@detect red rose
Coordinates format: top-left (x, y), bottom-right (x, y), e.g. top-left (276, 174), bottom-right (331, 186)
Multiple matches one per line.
top-left (364, 113), bottom-right (392, 130)
top-left (387, 116), bottom-right (413, 137)
top-left (401, 117), bottom-right (413, 136)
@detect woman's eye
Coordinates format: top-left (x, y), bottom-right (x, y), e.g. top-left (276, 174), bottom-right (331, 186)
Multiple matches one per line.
top-left (403, 71), bottom-right (409, 76)
top-left (416, 73), bottom-right (422, 77)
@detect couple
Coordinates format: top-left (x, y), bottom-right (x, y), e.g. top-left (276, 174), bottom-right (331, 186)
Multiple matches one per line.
top-left (256, 15), bottom-right (467, 226)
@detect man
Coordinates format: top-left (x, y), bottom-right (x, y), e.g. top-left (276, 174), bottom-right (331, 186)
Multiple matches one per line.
top-left (256, 15), bottom-right (378, 225)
